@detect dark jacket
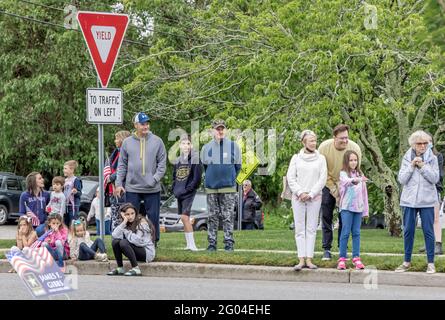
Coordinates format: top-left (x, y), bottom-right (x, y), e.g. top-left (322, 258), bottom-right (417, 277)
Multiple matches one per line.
top-left (200, 138), bottom-right (241, 189)
top-left (19, 191), bottom-right (51, 224)
top-left (108, 148), bottom-right (120, 183)
top-left (242, 189), bottom-right (262, 222)
top-left (172, 151), bottom-right (202, 200)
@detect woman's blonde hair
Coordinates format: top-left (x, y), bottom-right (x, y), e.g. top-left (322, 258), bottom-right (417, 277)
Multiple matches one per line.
top-left (115, 130), bottom-right (131, 142)
top-left (300, 130), bottom-right (316, 143)
top-left (408, 130), bottom-right (430, 148)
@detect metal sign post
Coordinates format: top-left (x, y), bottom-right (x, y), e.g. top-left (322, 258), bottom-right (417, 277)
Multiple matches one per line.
top-left (98, 127), bottom-right (105, 241)
top-left (97, 77), bottom-right (105, 241)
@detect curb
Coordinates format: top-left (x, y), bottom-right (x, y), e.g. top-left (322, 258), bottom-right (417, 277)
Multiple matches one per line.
top-left (2, 259), bottom-right (445, 288)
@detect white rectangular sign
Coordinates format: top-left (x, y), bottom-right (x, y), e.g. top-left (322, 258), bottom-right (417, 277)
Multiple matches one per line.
top-left (86, 88), bottom-right (123, 124)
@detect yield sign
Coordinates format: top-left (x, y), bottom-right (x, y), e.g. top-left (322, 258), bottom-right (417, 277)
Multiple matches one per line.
top-left (77, 11), bottom-right (129, 88)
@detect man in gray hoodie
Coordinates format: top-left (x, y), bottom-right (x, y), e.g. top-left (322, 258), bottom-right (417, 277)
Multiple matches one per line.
top-left (115, 112), bottom-right (167, 244)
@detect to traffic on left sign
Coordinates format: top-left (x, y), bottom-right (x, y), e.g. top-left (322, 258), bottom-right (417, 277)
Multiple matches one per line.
top-left (86, 88), bottom-right (123, 124)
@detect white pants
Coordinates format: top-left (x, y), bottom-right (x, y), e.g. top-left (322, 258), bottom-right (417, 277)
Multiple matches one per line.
top-left (292, 197), bottom-right (321, 258)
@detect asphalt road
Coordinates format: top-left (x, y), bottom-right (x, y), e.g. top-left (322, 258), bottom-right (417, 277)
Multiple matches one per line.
top-left (1, 273), bottom-right (445, 300)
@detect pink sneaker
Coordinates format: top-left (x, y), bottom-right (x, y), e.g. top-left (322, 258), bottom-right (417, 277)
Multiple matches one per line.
top-left (337, 258), bottom-right (347, 270)
top-left (352, 257), bottom-right (365, 270)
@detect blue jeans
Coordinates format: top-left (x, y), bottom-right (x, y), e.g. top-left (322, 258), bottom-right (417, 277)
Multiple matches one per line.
top-left (65, 205), bottom-right (80, 228)
top-left (35, 224), bottom-right (46, 237)
top-left (126, 192), bottom-right (160, 242)
top-left (339, 210), bottom-right (362, 259)
top-left (403, 206), bottom-right (435, 263)
top-left (96, 219), bottom-right (111, 235)
top-left (78, 238), bottom-right (106, 260)
top-left (43, 241), bottom-right (66, 267)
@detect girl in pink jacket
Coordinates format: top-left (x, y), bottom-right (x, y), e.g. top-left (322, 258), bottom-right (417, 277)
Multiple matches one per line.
top-left (337, 150), bottom-right (369, 270)
top-left (42, 213), bottom-right (70, 269)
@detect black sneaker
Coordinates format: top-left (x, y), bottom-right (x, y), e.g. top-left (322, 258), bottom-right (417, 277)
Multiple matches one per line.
top-left (321, 250), bottom-right (332, 261)
top-left (224, 245), bottom-right (234, 252)
top-left (207, 245), bottom-right (217, 252)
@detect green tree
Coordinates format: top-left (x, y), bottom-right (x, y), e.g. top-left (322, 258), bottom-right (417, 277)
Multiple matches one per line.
top-left (0, 0), bottom-right (145, 180)
top-left (125, 0), bottom-right (445, 236)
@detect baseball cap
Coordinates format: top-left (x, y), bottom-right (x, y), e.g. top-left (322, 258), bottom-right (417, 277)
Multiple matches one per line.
top-left (134, 112), bottom-right (150, 124)
top-left (212, 119), bottom-right (226, 129)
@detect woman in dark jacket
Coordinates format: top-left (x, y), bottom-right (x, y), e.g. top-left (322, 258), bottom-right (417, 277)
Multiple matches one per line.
top-left (241, 180), bottom-right (262, 230)
top-left (172, 135), bottom-right (202, 251)
top-left (105, 130), bottom-right (130, 232)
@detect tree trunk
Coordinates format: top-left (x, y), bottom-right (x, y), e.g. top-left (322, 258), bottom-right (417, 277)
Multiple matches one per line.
top-left (382, 182), bottom-right (402, 237)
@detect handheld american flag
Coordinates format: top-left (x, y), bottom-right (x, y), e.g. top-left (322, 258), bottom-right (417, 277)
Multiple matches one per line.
top-left (25, 203), bottom-right (40, 227)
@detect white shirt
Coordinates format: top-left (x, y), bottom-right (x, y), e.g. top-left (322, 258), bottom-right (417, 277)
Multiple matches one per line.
top-left (87, 197), bottom-right (111, 221)
top-left (286, 149), bottom-right (327, 199)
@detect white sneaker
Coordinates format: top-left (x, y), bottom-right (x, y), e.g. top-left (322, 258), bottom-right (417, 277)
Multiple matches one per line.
top-left (427, 263), bottom-right (436, 274)
top-left (95, 253), bottom-right (107, 262)
top-left (189, 245), bottom-right (198, 252)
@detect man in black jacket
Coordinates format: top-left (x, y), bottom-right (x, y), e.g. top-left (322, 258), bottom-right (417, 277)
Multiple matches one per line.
top-left (241, 180), bottom-right (262, 230)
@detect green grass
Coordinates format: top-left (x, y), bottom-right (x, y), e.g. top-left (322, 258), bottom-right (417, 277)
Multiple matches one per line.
top-left (1, 228), bottom-right (444, 272)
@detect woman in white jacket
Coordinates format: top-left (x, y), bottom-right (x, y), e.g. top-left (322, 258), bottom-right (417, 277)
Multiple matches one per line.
top-left (287, 130), bottom-right (327, 270)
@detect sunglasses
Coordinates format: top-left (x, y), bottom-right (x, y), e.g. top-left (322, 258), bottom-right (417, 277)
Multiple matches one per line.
top-left (73, 219), bottom-right (83, 225)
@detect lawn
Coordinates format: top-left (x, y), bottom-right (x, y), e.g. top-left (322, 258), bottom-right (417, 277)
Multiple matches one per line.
top-left (1, 227), bottom-right (444, 272)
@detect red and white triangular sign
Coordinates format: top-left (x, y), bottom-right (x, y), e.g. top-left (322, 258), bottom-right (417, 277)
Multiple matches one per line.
top-left (77, 11), bottom-right (129, 88)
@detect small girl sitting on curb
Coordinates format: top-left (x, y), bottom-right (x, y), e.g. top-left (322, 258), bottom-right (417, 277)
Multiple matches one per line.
top-left (9, 216), bottom-right (38, 272)
top-left (68, 219), bottom-right (108, 262)
top-left (42, 213), bottom-right (70, 271)
top-left (107, 203), bottom-right (156, 276)
top-left (14, 216), bottom-right (37, 250)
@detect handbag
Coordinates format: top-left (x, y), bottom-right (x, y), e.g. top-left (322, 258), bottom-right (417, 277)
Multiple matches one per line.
top-left (104, 183), bottom-right (113, 207)
top-left (281, 176), bottom-right (292, 201)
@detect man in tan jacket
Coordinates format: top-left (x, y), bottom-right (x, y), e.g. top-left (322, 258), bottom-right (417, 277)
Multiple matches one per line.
top-left (318, 124), bottom-right (362, 261)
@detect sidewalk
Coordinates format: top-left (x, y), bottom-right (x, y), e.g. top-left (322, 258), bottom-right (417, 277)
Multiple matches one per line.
top-left (1, 259), bottom-right (445, 288)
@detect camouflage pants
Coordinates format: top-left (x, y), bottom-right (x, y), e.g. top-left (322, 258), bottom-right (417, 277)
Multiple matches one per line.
top-left (207, 193), bottom-right (237, 247)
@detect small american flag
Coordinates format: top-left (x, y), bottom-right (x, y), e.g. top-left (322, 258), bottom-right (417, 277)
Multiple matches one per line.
top-left (30, 230), bottom-right (53, 249)
top-left (103, 160), bottom-right (113, 193)
top-left (25, 203), bottom-right (40, 227)
top-left (104, 163), bottom-right (111, 186)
